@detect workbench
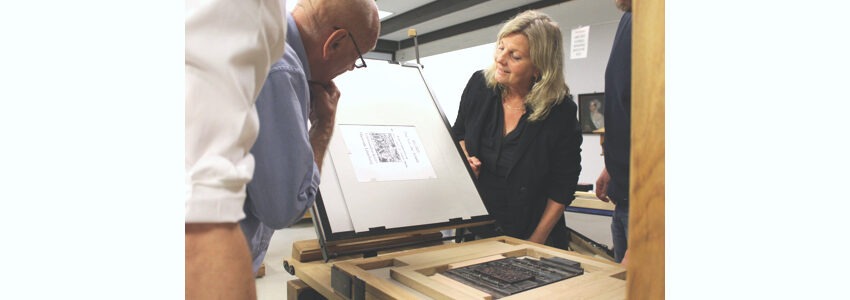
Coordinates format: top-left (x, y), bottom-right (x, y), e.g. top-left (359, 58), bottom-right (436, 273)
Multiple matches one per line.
top-left (286, 236), bottom-right (625, 299)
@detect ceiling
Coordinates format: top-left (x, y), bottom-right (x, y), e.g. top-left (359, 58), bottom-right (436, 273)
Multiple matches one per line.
top-left (372, 0), bottom-right (578, 60)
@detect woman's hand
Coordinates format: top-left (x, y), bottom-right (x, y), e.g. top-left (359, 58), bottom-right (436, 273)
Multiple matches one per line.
top-left (467, 156), bottom-right (481, 178)
top-left (527, 233), bottom-right (547, 245)
top-left (528, 199), bottom-right (566, 246)
top-left (458, 140), bottom-right (481, 178)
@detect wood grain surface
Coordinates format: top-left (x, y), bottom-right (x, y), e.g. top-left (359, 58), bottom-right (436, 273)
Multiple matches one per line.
top-left (629, 0), bottom-right (666, 298)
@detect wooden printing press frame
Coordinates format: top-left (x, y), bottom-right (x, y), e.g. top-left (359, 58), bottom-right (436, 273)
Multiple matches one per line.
top-left (321, 236), bottom-right (625, 299)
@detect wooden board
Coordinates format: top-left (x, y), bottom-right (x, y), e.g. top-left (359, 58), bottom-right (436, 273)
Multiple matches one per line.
top-left (296, 263), bottom-right (341, 300)
top-left (321, 236), bottom-right (625, 299)
top-left (568, 230), bottom-right (615, 262)
top-left (287, 279), bottom-right (326, 300)
top-left (572, 192), bottom-right (616, 211)
top-left (631, 0), bottom-right (665, 298)
top-left (318, 219), bottom-right (493, 247)
top-left (292, 232), bottom-right (444, 262)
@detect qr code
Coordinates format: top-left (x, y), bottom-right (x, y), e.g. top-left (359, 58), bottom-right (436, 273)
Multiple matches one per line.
top-left (367, 133), bottom-right (402, 163)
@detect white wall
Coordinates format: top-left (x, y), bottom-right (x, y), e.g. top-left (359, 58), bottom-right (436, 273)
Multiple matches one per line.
top-left (563, 21), bottom-right (619, 185)
top-left (418, 43), bottom-right (495, 125)
top-left (409, 0), bottom-right (623, 188)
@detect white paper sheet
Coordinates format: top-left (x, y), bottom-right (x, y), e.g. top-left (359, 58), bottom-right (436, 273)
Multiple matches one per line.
top-left (339, 124), bottom-right (437, 182)
top-left (570, 25), bottom-right (590, 59)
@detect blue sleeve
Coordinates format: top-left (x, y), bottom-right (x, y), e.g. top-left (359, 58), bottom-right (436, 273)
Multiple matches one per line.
top-left (246, 67), bottom-right (320, 230)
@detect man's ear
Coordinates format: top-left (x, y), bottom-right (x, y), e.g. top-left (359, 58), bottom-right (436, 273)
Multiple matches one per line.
top-left (322, 29), bottom-right (348, 61)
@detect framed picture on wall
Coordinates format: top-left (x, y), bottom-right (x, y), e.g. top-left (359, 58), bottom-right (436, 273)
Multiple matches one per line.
top-left (578, 92), bottom-right (605, 134)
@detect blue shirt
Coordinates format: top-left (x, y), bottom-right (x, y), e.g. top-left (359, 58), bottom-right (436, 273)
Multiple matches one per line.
top-left (603, 12), bottom-right (632, 205)
top-left (240, 15), bottom-right (320, 272)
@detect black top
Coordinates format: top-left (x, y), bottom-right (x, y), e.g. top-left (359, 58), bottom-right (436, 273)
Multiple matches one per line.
top-left (478, 103), bottom-right (529, 177)
top-left (603, 12), bottom-right (632, 205)
top-left (452, 71), bottom-right (583, 248)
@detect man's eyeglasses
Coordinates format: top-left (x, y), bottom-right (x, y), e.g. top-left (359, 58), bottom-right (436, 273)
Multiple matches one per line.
top-left (335, 27), bottom-right (367, 69)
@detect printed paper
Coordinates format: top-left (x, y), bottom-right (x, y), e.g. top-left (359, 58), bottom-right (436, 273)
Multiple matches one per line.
top-left (339, 124), bottom-right (437, 182)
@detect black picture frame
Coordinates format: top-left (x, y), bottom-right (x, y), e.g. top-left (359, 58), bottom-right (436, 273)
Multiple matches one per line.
top-left (578, 92), bottom-right (605, 134)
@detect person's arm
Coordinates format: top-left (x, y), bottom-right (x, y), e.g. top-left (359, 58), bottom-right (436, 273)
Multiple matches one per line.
top-left (185, 0), bottom-right (287, 298)
top-left (528, 199), bottom-right (567, 244)
top-left (185, 223), bottom-right (256, 299)
top-left (532, 99), bottom-right (584, 243)
top-left (247, 70), bottom-right (321, 230)
top-left (596, 167), bottom-right (612, 203)
top-left (453, 72), bottom-right (483, 177)
top-left (307, 80), bottom-right (341, 171)
top-left (458, 140), bottom-right (482, 178)
top-left (620, 249), bottom-right (630, 266)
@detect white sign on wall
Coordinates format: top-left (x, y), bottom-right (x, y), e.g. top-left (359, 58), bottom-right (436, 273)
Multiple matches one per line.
top-left (570, 25), bottom-right (590, 59)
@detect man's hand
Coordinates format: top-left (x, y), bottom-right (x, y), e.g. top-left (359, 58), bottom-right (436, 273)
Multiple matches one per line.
top-left (595, 167), bottom-right (611, 203)
top-left (620, 249), bottom-right (629, 266)
top-left (307, 80), bottom-right (340, 170)
top-left (308, 80), bottom-right (340, 126)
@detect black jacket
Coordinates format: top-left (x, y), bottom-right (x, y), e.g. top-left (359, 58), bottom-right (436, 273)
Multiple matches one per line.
top-left (603, 11), bottom-right (632, 205)
top-left (452, 71), bottom-right (583, 247)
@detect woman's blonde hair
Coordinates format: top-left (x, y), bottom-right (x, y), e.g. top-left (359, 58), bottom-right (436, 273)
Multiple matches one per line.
top-left (484, 10), bottom-right (569, 122)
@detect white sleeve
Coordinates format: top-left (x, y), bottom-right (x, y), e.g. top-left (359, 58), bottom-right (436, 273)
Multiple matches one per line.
top-left (184, 0), bottom-right (287, 223)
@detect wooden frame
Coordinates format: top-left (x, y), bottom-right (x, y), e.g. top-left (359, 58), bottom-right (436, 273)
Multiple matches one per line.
top-left (578, 92), bottom-right (606, 134)
top-left (328, 236), bottom-right (625, 299)
top-left (629, 0), bottom-right (665, 298)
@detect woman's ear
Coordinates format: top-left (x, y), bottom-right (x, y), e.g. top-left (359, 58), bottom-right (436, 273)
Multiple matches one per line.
top-left (322, 29), bottom-right (348, 60)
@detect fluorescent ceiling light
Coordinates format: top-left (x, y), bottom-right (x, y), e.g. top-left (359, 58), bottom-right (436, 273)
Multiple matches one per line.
top-left (378, 10), bottom-right (393, 20)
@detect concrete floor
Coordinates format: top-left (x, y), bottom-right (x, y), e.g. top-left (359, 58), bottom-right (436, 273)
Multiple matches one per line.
top-left (255, 220), bottom-right (316, 300)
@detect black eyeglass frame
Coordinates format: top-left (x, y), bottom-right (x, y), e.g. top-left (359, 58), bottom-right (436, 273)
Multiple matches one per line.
top-left (334, 26), bottom-right (367, 69)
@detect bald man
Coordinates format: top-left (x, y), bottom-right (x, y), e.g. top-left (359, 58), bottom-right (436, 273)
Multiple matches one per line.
top-left (240, 0), bottom-right (380, 274)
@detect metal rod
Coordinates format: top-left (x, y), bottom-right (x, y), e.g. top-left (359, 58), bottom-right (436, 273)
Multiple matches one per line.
top-left (408, 28), bottom-right (421, 66)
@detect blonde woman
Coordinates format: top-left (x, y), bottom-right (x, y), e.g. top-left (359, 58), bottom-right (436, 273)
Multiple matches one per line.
top-left (452, 10), bottom-right (582, 249)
